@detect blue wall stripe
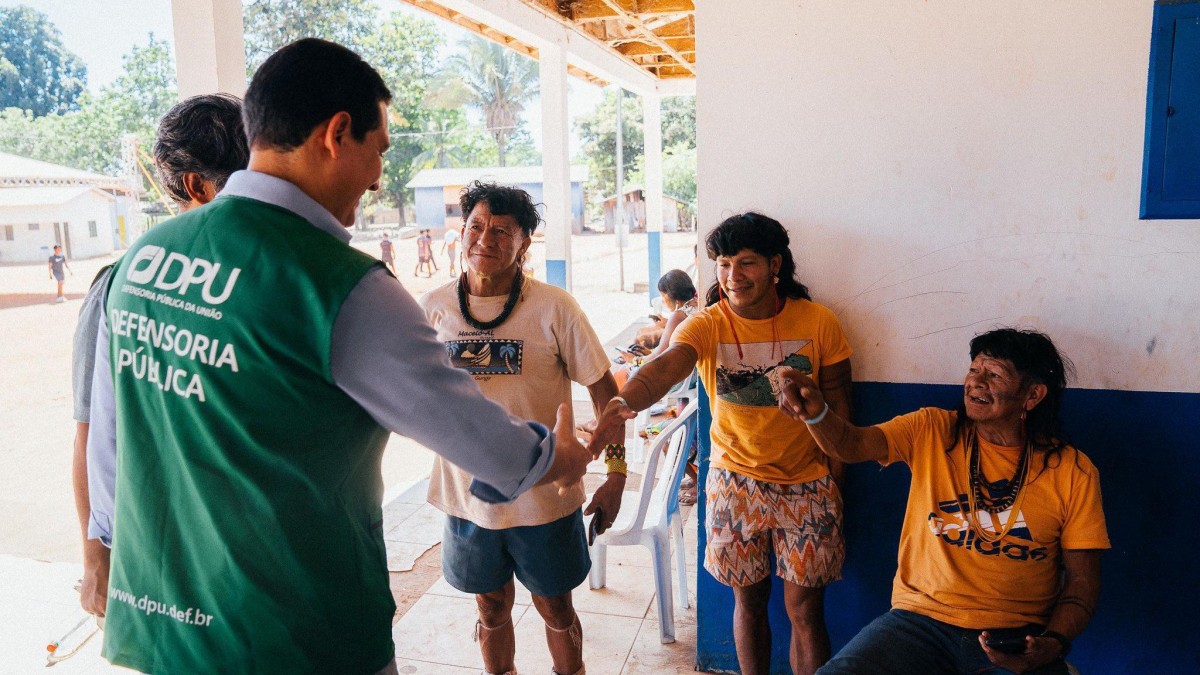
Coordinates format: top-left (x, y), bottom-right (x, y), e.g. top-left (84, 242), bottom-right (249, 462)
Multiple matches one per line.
top-left (695, 381), bottom-right (1200, 673)
top-left (647, 230), bottom-right (662, 305)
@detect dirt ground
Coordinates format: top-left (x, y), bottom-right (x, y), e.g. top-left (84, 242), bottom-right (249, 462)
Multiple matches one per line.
top-left (0, 227), bottom-right (696, 564)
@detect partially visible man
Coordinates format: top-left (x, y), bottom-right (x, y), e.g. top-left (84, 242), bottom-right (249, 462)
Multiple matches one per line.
top-left (89, 39), bottom-right (591, 673)
top-left (71, 93), bottom-right (250, 619)
top-left (442, 223), bottom-right (459, 276)
top-left (420, 182), bottom-right (624, 675)
top-left (379, 231), bottom-right (396, 273)
top-left (591, 212), bottom-right (854, 675)
top-left (776, 328), bottom-right (1109, 675)
top-left (49, 244), bottom-right (72, 302)
top-left (414, 227), bottom-right (438, 277)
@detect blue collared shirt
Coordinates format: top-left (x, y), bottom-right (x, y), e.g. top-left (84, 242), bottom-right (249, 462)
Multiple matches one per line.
top-left (85, 170), bottom-right (555, 544)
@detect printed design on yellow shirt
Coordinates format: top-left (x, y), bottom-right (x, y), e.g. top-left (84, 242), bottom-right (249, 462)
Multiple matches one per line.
top-left (447, 338), bottom-right (523, 375)
top-left (715, 339), bottom-right (814, 406)
top-left (928, 482), bottom-right (1048, 562)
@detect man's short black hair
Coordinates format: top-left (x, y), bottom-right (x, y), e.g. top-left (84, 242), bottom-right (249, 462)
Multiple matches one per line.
top-left (459, 181), bottom-right (542, 236)
top-left (243, 38), bottom-right (392, 151)
top-left (703, 212), bottom-right (811, 305)
top-left (153, 94), bottom-right (249, 205)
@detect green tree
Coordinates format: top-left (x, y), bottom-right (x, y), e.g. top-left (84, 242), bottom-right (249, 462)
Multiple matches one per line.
top-left (450, 38), bottom-right (538, 166)
top-left (576, 92), bottom-right (695, 203)
top-left (0, 35), bottom-right (174, 177)
top-left (242, 0), bottom-right (379, 72)
top-left (0, 5), bottom-right (87, 116)
top-left (242, 2), bottom-right (443, 223)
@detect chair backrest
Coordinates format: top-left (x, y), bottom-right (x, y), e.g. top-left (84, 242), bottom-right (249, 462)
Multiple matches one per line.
top-left (641, 401), bottom-right (699, 531)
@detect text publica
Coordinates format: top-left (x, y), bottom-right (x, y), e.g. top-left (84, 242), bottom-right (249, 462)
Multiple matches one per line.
top-left (110, 308), bottom-right (240, 402)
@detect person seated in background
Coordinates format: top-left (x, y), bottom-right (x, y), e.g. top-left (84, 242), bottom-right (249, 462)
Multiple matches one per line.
top-left (776, 328), bottom-right (1109, 675)
top-left (612, 269), bottom-right (698, 386)
top-left (71, 93), bottom-right (250, 619)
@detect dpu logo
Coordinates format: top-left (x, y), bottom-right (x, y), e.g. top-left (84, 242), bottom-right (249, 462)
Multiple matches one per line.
top-left (126, 245), bottom-right (241, 305)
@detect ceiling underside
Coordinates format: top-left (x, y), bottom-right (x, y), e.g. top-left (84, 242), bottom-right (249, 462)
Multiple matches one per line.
top-left (398, 0), bottom-right (696, 86)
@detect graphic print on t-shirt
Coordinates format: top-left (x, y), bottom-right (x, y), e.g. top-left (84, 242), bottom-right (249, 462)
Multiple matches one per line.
top-left (927, 480), bottom-right (1047, 562)
top-left (715, 339), bottom-right (813, 406)
top-left (447, 338), bottom-right (523, 375)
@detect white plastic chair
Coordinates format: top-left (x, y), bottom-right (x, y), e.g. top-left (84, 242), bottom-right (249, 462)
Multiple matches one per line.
top-left (631, 369), bottom-right (698, 459)
top-left (588, 400), bottom-right (698, 644)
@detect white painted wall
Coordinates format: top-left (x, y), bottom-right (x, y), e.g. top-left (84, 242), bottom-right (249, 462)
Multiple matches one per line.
top-left (0, 192), bottom-right (118, 262)
top-left (696, 0), bottom-right (1200, 393)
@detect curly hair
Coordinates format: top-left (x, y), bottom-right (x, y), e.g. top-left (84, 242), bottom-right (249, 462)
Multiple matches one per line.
top-left (459, 181), bottom-right (543, 236)
top-left (153, 94), bottom-right (249, 205)
top-left (702, 212), bottom-right (811, 306)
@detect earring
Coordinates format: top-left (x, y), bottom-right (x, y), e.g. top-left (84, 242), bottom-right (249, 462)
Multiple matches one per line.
top-left (773, 275), bottom-right (779, 284)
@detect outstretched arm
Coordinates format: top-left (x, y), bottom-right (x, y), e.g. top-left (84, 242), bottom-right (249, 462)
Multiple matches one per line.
top-left (588, 343), bottom-right (698, 457)
top-left (776, 366), bottom-right (888, 464)
top-left (583, 371), bottom-right (626, 532)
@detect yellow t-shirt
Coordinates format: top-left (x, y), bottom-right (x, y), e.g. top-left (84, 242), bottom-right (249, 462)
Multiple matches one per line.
top-left (670, 297), bottom-right (852, 484)
top-left (877, 408), bottom-right (1111, 629)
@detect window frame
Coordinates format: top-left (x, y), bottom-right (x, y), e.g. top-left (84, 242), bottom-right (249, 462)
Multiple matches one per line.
top-left (1141, 0), bottom-right (1200, 219)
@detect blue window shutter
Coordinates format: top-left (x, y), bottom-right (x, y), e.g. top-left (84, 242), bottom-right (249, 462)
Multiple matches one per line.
top-left (1142, 2), bottom-right (1200, 219)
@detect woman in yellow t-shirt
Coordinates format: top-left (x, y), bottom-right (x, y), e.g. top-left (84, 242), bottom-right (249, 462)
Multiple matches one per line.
top-left (592, 212), bottom-right (854, 675)
top-left (777, 328), bottom-right (1109, 675)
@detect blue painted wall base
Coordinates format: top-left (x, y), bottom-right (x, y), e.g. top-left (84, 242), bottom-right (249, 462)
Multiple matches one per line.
top-left (695, 382), bottom-right (1200, 673)
top-left (647, 230), bottom-right (662, 305)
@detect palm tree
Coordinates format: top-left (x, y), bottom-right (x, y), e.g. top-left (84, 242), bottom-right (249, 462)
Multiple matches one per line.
top-left (498, 342), bottom-right (518, 373)
top-left (451, 39), bottom-right (538, 166)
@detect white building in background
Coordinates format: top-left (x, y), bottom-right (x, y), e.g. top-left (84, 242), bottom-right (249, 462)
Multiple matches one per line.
top-left (0, 151), bottom-right (139, 263)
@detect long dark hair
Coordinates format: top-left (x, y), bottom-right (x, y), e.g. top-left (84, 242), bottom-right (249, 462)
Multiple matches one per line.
top-left (950, 328), bottom-right (1075, 469)
top-left (702, 212), bottom-right (811, 306)
top-left (657, 269), bottom-right (696, 304)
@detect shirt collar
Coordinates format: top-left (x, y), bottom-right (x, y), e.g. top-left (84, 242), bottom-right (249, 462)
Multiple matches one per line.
top-left (217, 170), bottom-right (352, 243)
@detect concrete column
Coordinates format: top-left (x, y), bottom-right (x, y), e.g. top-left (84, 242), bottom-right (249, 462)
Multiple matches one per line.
top-left (539, 42), bottom-right (571, 291)
top-left (643, 93), bottom-right (664, 304)
top-left (170, 0), bottom-right (248, 98)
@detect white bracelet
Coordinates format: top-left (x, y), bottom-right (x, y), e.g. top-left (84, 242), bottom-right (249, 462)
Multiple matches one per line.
top-left (804, 403), bottom-right (831, 425)
top-left (611, 396), bottom-right (630, 409)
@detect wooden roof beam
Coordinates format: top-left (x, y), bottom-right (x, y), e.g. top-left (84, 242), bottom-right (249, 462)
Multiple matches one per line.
top-left (595, 0), bottom-right (695, 75)
top-left (560, 0), bottom-right (693, 21)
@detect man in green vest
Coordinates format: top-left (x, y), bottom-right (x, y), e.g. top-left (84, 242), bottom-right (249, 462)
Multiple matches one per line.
top-left (91, 38), bottom-right (591, 674)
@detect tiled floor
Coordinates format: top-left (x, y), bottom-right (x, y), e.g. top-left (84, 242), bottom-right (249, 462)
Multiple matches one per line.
top-left (386, 480), bottom-right (702, 675)
top-left (2, 475), bottom-right (702, 674)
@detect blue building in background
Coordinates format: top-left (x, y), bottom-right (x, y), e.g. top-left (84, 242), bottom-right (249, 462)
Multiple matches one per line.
top-left (406, 166), bottom-right (589, 235)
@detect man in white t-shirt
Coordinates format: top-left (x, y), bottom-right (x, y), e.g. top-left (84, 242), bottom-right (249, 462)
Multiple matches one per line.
top-left (420, 181), bottom-right (625, 675)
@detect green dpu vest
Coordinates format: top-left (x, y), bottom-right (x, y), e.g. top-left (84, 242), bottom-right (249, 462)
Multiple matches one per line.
top-left (102, 196), bottom-right (393, 673)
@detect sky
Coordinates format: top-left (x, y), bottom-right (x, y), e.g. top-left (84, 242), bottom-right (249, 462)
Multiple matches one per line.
top-left (2, 0), bottom-right (607, 158)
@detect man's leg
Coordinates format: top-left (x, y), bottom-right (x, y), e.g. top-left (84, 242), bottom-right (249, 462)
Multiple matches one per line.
top-left (783, 581), bottom-right (830, 675)
top-left (508, 510), bottom-right (592, 675)
top-left (475, 583), bottom-right (517, 675)
top-left (818, 609), bottom-right (959, 675)
top-left (732, 577), bottom-right (773, 675)
top-left (531, 593), bottom-right (583, 675)
top-left (440, 515), bottom-right (517, 675)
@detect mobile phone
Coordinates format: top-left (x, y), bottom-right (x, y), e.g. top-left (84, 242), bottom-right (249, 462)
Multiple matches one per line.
top-left (984, 635), bottom-right (1028, 655)
top-left (588, 509), bottom-right (604, 545)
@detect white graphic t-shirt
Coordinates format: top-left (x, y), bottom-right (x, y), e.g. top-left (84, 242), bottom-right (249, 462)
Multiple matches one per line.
top-left (419, 277), bottom-right (610, 529)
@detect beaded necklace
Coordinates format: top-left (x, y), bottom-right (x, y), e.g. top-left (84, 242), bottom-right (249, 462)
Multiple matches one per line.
top-left (457, 270), bottom-right (523, 330)
top-left (963, 427), bottom-right (1032, 543)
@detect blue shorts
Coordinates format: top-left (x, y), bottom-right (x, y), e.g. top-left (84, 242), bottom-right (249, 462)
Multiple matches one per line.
top-left (441, 510), bottom-right (591, 598)
top-left (818, 609), bottom-right (1069, 675)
